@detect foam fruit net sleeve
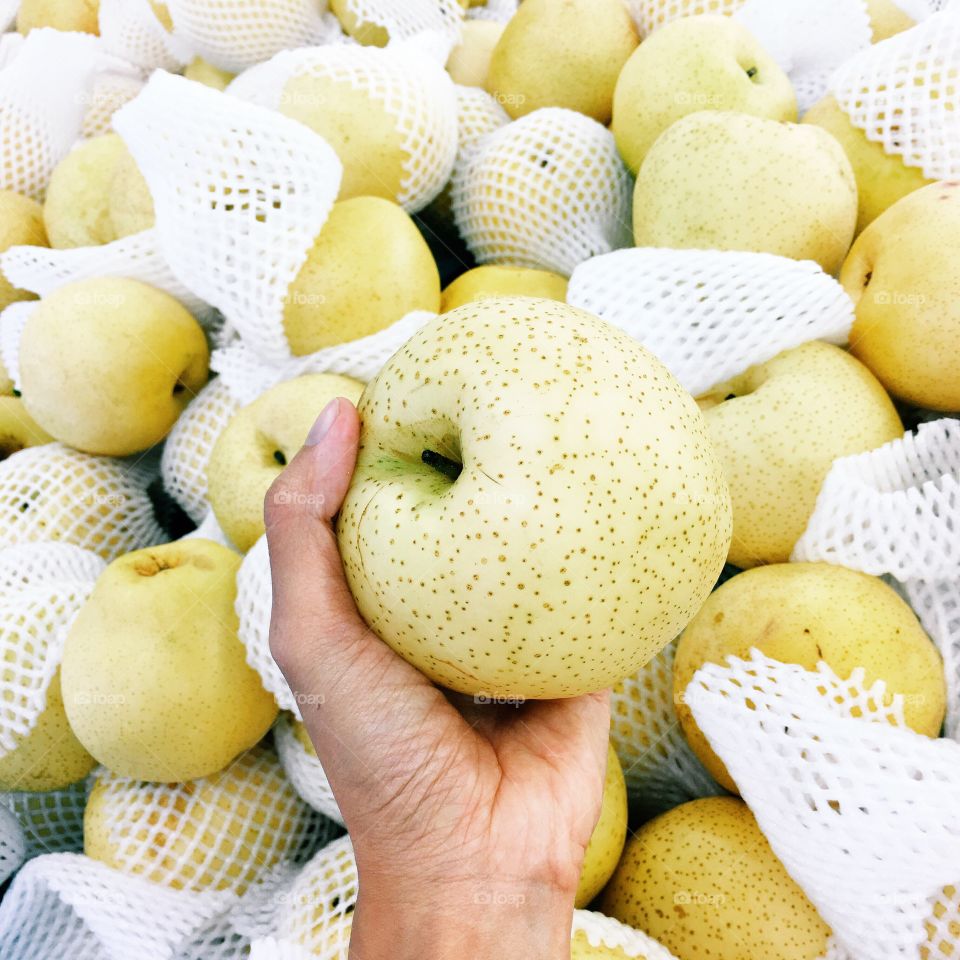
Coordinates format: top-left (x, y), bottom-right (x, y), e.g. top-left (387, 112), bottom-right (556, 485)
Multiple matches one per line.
top-left (335, 0), bottom-right (465, 41)
top-left (274, 713), bottom-right (344, 826)
top-left (566, 248), bottom-right (853, 398)
top-left (99, 0), bottom-right (191, 73)
top-left (0, 779), bottom-right (88, 860)
top-left (0, 804), bottom-right (24, 886)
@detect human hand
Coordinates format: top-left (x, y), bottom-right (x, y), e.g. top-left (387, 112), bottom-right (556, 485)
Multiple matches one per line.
top-left (265, 397), bottom-right (612, 959)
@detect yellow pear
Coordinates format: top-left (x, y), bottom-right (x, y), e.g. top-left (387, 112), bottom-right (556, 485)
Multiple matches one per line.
top-left (447, 20), bottom-right (504, 88)
top-left (699, 341), bottom-right (903, 568)
top-left (441, 265), bottom-right (567, 312)
top-left (0, 190), bottom-right (48, 310)
top-left (183, 57), bottom-right (235, 91)
top-left (0, 397), bottom-right (53, 460)
top-left (612, 15), bottom-right (796, 175)
top-left (0, 671), bottom-right (96, 792)
top-left (17, 0), bottom-right (100, 34)
top-left (603, 797), bottom-right (830, 960)
top-left (865, 0), bottom-right (915, 40)
top-left (207, 373), bottom-right (365, 552)
top-left (84, 745), bottom-right (313, 892)
top-left (284, 196), bottom-right (440, 354)
top-left (633, 112), bottom-right (858, 275)
top-left (803, 96), bottom-right (931, 234)
top-left (576, 744), bottom-right (628, 908)
top-left (61, 539), bottom-right (278, 782)
top-left (841, 181), bottom-right (960, 412)
top-left (674, 562), bottom-right (946, 793)
top-left (19, 278), bottom-right (209, 456)
top-left (107, 142), bottom-right (156, 239)
top-left (486, 0), bottom-right (638, 123)
top-left (43, 134), bottom-right (129, 248)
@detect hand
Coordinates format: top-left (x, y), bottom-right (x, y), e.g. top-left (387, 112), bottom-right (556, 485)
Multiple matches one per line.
top-left (264, 397), bottom-right (611, 959)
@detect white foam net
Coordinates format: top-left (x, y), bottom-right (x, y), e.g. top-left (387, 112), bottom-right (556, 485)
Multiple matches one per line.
top-left (466, 0), bottom-right (519, 23)
top-left (99, 0), bottom-right (191, 73)
top-left (113, 70), bottom-right (343, 365)
top-left (165, 0), bottom-right (341, 73)
top-left (0, 803), bottom-right (25, 885)
top-left (831, 6), bottom-right (960, 180)
top-left (453, 83), bottom-right (510, 159)
top-left (567, 248), bottom-right (853, 398)
top-left (625, 0), bottom-right (746, 35)
top-left (79, 64), bottom-right (146, 140)
top-left (452, 107), bottom-right (633, 276)
top-left (0, 443), bottom-right (166, 560)
top-left (687, 649), bottom-right (960, 960)
top-left (572, 910), bottom-right (680, 959)
top-left (274, 714), bottom-right (343, 826)
top-left (0, 543), bottom-right (104, 764)
top-left (610, 639), bottom-right (725, 816)
top-left (160, 377), bottom-right (243, 524)
top-left (1, 778), bottom-right (88, 859)
top-left (336, 0), bottom-right (464, 42)
top-left (0, 29), bottom-right (102, 201)
top-left (0, 301), bottom-right (33, 394)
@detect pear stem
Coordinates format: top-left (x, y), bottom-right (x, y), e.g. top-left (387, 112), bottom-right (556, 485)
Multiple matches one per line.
top-left (422, 449), bottom-right (463, 482)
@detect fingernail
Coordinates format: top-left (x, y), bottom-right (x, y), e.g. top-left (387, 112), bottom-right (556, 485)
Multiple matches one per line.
top-left (305, 399), bottom-right (340, 446)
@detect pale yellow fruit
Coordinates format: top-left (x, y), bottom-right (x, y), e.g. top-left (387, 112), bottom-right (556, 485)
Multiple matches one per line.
top-left (612, 16), bottom-right (797, 175)
top-left (803, 96), bottom-right (931, 234)
top-left (284, 196), bottom-right (440, 354)
top-left (602, 797), bottom-right (831, 960)
top-left (17, 0), bottom-right (100, 34)
top-left (19, 278), bottom-right (209, 456)
top-left (0, 671), bottom-right (95, 792)
top-left (84, 745), bottom-right (309, 892)
top-left (441, 265), bottom-right (567, 312)
top-left (183, 56), bottom-right (235, 90)
top-left (866, 0), bottom-right (915, 40)
top-left (486, 0), bottom-right (638, 123)
top-left (329, 0), bottom-right (389, 46)
top-left (208, 373), bottom-right (365, 552)
top-left (279, 73), bottom-right (406, 202)
top-left (0, 397), bottom-right (53, 461)
top-left (0, 190), bottom-right (48, 311)
top-left (675, 562), bottom-right (946, 793)
top-left (699, 341), bottom-right (902, 568)
top-left (841, 181), bottom-right (960, 412)
top-left (43, 134), bottom-right (128, 248)
top-left (108, 144), bottom-right (156, 239)
top-left (633, 112), bottom-right (858, 275)
top-left (0, 362), bottom-right (12, 398)
top-left (62, 540), bottom-right (277, 782)
top-left (149, 0), bottom-right (172, 31)
top-left (576, 744), bottom-right (628, 908)
top-left (338, 297), bottom-right (732, 699)
top-left (447, 20), bottom-right (504, 88)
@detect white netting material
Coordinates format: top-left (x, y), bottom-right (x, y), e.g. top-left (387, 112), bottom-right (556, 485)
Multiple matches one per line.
top-left (166, 0), bottom-right (341, 73)
top-left (235, 43), bottom-right (459, 213)
top-left (337, 0), bottom-right (464, 41)
top-left (832, 6), bottom-right (960, 180)
top-left (84, 744), bottom-right (336, 894)
top-left (625, 0), bottom-right (746, 35)
top-left (609, 639), bottom-right (725, 815)
top-left (79, 64), bottom-right (146, 139)
top-left (274, 714), bottom-right (343, 826)
top-left (688, 649), bottom-right (960, 960)
top-left (734, 0), bottom-right (872, 113)
top-left (0, 29), bottom-right (102, 201)
top-left (0, 443), bottom-right (165, 560)
top-left (113, 70), bottom-right (343, 366)
top-left (0, 300), bottom-right (33, 393)
top-left (1, 779), bottom-right (88, 859)
top-left (161, 377), bottom-right (243, 524)
top-left (236, 534), bottom-right (298, 715)
top-left (466, 0), bottom-right (519, 23)
top-left (454, 83), bottom-right (510, 158)
top-left (0, 543), bottom-right (104, 760)
top-left (452, 107), bottom-right (633, 276)
top-left (572, 910), bottom-right (680, 959)
top-left (99, 0), bottom-right (191, 72)
top-left (566, 249), bottom-right (853, 398)
top-left (0, 803), bottom-right (25, 886)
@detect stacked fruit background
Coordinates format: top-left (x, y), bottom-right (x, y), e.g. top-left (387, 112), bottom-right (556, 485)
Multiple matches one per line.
top-left (0, 0), bottom-right (957, 958)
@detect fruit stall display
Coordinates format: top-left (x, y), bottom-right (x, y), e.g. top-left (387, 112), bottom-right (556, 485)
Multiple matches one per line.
top-left (0, 0), bottom-right (957, 958)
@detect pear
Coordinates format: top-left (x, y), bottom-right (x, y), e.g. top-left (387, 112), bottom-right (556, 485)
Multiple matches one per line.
top-left (803, 95), bottom-right (931, 234)
top-left (107, 143), bottom-right (156, 239)
top-left (612, 15), bottom-right (797, 175)
top-left (441, 265), bottom-right (568, 312)
top-left (0, 190), bottom-right (48, 311)
top-left (284, 196), bottom-right (440, 355)
top-left (446, 20), bottom-right (504, 88)
top-left (61, 539), bottom-right (278, 782)
top-left (43, 134), bottom-right (129, 248)
top-left (602, 797), bottom-right (831, 960)
top-left (840, 180), bottom-right (960, 412)
top-left (183, 57), bottom-right (235, 91)
top-left (0, 397), bottom-right (53, 461)
top-left (19, 278), bottom-right (209, 456)
top-left (633, 111), bottom-right (858, 275)
top-left (699, 341), bottom-right (903, 568)
top-left (675, 563), bottom-right (947, 793)
top-left (486, 0), bottom-right (638, 123)
top-left (865, 0), bottom-right (915, 40)
top-left (575, 744), bottom-right (628, 909)
top-left (17, 0), bottom-right (100, 34)
top-left (207, 373), bottom-right (365, 552)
